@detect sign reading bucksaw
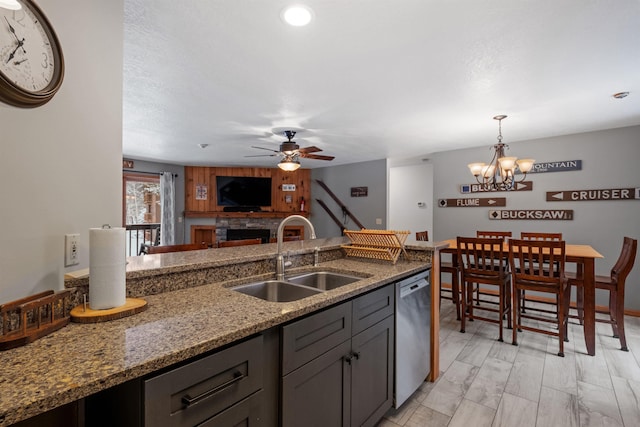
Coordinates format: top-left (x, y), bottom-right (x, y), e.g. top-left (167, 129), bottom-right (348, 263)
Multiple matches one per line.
top-left (515, 159), bottom-right (582, 174)
top-left (438, 197), bottom-right (506, 207)
top-left (546, 188), bottom-right (640, 202)
top-left (489, 210), bottom-right (574, 220)
top-left (460, 181), bottom-right (532, 194)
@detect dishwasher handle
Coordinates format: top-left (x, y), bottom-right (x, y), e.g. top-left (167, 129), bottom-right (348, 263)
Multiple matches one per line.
top-left (399, 278), bottom-right (429, 299)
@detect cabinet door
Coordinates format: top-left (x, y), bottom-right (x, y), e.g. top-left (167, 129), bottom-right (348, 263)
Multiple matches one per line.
top-left (282, 302), bottom-right (352, 375)
top-left (350, 315), bottom-right (394, 427)
top-left (282, 340), bottom-right (351, 427)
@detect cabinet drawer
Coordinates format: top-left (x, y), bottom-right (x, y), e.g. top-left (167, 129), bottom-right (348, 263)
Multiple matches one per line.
top-left (352, 284), bottom-right (394, 335)
top-left (198, 390), bottom-right (264, 427)
top-left (144, 335), bottom-right (263, 427)
top-left (282, 301), bottom-right (352, 375)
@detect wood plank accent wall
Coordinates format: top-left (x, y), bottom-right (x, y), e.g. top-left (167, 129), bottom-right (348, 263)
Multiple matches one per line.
top-left (185, 166), bottom-right (311, 217)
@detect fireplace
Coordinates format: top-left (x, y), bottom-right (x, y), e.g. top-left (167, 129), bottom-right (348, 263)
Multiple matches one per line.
top-left (226, 228), bottom-right (271, 244)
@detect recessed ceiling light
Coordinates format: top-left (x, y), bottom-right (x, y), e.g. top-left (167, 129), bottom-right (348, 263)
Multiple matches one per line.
top-left (613, 92), bottom-right (629, 99)
top-left (282, 5), bottom-right (313, 26)
top-left (198, 143), bottom-right (209, 149)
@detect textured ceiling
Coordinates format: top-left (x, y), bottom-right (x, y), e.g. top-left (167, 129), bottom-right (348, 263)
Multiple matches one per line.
top-left (123, 0), bottom-right (640, 168)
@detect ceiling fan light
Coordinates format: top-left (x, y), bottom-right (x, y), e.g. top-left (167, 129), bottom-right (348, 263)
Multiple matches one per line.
top-left (0, 0), bottom-right (21, 10)
top-left (278, 159), bottom-right (301, 171)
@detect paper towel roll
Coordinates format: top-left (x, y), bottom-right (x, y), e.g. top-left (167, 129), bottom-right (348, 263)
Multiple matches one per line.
top-left (89, 226), bottom-right (126, 309)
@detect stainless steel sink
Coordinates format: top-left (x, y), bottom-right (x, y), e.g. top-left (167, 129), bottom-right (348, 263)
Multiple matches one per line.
top-left (230, 280), bottom-right (323, 302)
top-left (286, 271), bottom-right (362, 291)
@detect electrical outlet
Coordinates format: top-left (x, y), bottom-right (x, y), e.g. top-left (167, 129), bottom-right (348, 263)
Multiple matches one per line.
top-left (375, 218), bottom-right (382, 225)
top-left (65, 234), bottom-right (80, 266)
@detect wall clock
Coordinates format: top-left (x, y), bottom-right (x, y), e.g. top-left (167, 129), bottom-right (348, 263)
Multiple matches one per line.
top-left (0, 0), bottom-right (64, 108)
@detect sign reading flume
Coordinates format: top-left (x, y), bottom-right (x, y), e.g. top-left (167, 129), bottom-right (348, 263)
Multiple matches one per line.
top-left (438, 197), bottom-right (506, 207)
top-left (546, 188), bottom-right (640, 202)
top-left (489, 210), bottom-right (574, 220)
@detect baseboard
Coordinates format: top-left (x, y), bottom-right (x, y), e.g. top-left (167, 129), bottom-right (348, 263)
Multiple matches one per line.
top-left (439, 282), bottom-right (640, 318)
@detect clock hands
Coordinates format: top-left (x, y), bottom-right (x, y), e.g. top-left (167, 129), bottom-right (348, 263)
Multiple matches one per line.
top-left (4, 17), bottom-right (27, 64)
top-left (4, 17), bottom-right (26, 53)
top-left (14, 58), bottom-right (28, 66)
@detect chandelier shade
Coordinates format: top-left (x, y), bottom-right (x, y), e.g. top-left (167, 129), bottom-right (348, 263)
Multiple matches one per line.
top-left (468, 115), bottom-right (534, 191)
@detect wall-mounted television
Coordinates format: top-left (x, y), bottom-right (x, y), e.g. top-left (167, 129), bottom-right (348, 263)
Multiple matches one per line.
top-left (216, 176), bottom-right (272, 209)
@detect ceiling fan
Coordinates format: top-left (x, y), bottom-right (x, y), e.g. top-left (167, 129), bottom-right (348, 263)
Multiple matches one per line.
top-left (247, 130), bottom-right (335, 170)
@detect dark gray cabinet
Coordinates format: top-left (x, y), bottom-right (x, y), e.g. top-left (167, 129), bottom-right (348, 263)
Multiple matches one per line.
top-left (85, 330), bottom-right (279, 427)
top-left (282, 285), bottom-right (395, 427)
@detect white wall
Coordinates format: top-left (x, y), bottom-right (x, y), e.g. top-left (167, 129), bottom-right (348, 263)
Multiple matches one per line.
top-left (0, 1), bottom-right (123, 303)
top-left (388, 163), bottom-right (434, 242)
top-left (432, 125), bottom-right (640, 309)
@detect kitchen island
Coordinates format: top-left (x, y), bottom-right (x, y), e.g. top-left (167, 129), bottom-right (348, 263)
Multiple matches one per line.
top-left (0, 237), bottom-right (444, 426)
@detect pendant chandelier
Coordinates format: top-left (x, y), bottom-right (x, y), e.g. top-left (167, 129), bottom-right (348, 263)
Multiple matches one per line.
top-left (467, 115), bottom-right (534, 191)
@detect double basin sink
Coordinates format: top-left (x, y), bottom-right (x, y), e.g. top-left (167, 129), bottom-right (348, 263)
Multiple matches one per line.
top-left (230, 271), bottom-right (365, 302)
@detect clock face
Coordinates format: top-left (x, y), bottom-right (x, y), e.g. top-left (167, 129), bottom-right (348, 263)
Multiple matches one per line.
top-left (0, 0), bottom-right (63, 107)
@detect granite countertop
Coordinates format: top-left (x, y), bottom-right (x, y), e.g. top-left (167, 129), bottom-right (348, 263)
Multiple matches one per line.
top-left (0, 238), bottom-right (435, 426)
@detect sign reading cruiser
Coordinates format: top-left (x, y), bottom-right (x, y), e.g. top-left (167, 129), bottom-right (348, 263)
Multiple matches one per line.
top-left (546, 188), bottom-right (640, 202)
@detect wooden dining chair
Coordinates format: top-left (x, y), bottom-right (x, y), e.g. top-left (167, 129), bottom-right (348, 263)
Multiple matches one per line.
top-left (520, 232), bottom-right (563, 313)
top-left (508, 238), bottom-right (570, 357)
top-left (415, 231), bottom-right (429, 241)
top-left (457, 237), bottom-right (511, 341)
top-left (146, 242), bottom-right (208, 254)
top-left (567, 236), bottom-right (637, 351)
top-left (218, 238), bottom-right (263, 248)
top-left (472, 231), bottom-right (512, 305)
top-left (476, 231), bottom-right (512, 240)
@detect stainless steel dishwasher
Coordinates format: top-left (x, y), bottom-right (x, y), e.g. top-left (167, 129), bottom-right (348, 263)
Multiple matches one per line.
top-left (394, 268), bottom-right (431, 407)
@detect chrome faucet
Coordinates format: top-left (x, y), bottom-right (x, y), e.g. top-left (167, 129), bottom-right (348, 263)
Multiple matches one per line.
top-left (276, 215), bottom-right (316, 280)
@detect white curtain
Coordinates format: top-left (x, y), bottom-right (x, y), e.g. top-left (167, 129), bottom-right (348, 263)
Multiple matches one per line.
top-left (160, 172), bottom-right (176, 245)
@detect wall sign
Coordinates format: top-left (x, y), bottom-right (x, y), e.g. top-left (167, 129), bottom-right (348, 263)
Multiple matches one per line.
top-left (489, 210), bottom-right (574, 220)
top-left (351, 187), bottom-right (368, 197)
top-left (282, 184), bottom-right (296, 191)
top-left (460, 181), bottom-right (533, 194)
top-left (546, 188), bottom-right (640, 202)
top-left (195, 184), bottom-right (208, 200)
top-left (123, 160), bottom-right (134, 169)
top-left (516, 159), bottom-right (582, 174)
top-left (438, 197), bottom-right (506, 207)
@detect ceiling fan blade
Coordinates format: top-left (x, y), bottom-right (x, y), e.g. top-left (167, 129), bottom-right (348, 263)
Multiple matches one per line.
top-left (298, 146), bottom-right (322, 154)
top-left (300, 153), bottom-right (335, 161)
top-left (251, 146), bottom-right (280, 153)
top-left (244, 154), bottom-right (279, 157)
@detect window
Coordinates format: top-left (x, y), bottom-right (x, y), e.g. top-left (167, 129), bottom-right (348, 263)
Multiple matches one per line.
top-left (123, 173), bottom-right (161, 255)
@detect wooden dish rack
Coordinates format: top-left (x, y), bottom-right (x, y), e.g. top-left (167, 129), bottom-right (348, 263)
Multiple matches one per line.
top-left (341, 229), bottom-right (410, 264)
top-left (0, 290), bottom-right (71, 351)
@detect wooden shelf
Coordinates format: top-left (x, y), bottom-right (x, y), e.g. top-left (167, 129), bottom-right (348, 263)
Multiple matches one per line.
top-left (184, 211), bottom-right (309, 219)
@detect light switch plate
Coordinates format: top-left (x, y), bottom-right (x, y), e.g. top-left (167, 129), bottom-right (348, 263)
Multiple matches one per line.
top-left (65, 234), bottom-right (80, 266)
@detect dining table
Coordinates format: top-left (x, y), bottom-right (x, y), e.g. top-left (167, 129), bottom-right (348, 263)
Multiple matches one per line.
top-left (440, 238), bottom-right (604, 356)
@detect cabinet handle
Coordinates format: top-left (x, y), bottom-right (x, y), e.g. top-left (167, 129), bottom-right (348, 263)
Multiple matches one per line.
top-left (352, 351), bottom-right (360, 360)
top-left (181, 371), bottom-right (244, 407)
top-left (344, 354), bottom-right (353, 365)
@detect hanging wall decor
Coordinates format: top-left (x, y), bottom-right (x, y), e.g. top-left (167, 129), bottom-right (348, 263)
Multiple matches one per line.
top-left (460, 181), bottom-right (532, 194)
top-left (489, 210), bottom-right (574, 220)
top-left (516, 160), bottom-right (582, 174)
top-left (438, 197), bottom-right (506, 207)
top-left (546, 187), bottom-right (639, 202)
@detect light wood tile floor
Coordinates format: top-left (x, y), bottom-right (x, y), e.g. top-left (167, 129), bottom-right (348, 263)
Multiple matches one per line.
top-left (379, 300), bottom-right (640, 427)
